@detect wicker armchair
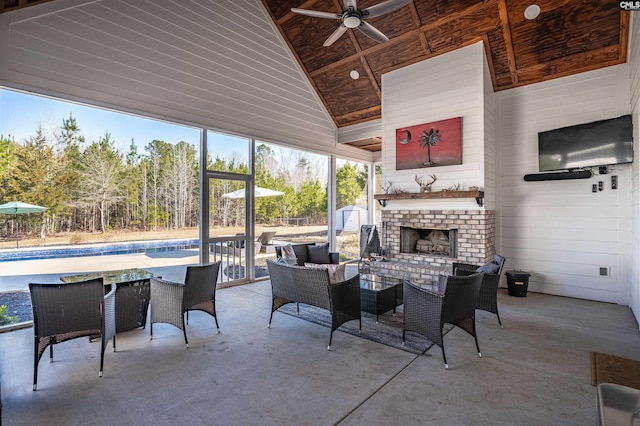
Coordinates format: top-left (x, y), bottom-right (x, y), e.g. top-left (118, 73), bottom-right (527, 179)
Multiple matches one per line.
top-left (266, 259), bottom-right (361, 350)
top-left (452, 254), bottom-right (506, 327)
top-left (150, 262), bottom-right (221, 348)
top-left (29, 278), bottom-right (116, 390)
top-left (403, 273), bottom-right (484, 369)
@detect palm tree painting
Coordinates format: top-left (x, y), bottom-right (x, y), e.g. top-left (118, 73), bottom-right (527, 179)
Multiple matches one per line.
top-left (419, 128), bottom-right (441, 165)
top-left (395, 117), bottom-right (462, 171)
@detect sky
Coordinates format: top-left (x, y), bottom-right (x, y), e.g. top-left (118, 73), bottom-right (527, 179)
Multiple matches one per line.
top-left (0, 87), bottom-right (354, 178)
top-left (0, 88), bottom-right (201, 153)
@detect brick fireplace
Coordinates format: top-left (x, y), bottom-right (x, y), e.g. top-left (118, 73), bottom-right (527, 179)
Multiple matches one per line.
top-left (369, 209), bottom-right (496, 288)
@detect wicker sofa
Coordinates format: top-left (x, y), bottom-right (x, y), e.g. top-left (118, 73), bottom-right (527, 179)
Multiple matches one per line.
top-left (266, 259), bottom-right (360, 349)
top-left (274, 242), bottom-right (339, 265)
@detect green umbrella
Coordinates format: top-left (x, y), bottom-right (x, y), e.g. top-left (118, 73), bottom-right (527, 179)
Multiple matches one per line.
top-left (0, 201), bottom-right (47, 249)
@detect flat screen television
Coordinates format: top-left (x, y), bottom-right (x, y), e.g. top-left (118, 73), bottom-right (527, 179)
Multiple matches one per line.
top-left (538, 114), bottom-right (633, 172)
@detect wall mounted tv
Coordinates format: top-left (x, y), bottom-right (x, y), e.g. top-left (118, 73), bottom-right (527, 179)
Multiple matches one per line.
top-left (538, 114), bottom-right (633, 172)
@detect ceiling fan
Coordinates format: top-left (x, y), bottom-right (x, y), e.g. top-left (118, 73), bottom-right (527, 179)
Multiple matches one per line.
top-left (291, 0), bottom-right (413, 47)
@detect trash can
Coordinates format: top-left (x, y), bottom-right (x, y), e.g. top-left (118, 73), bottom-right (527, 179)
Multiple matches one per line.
top-left (506, 270), bottom-right (531, 297)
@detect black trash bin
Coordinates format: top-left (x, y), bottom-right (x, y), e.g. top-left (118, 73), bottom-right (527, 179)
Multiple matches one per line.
top-left (506, 270), bottom-right (531, 297)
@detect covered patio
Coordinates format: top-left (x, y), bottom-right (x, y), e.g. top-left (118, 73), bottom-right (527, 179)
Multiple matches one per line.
top-left (1, 272), bottom-right (638, 424)
top-left (1, 1), bottom-right (640, 424)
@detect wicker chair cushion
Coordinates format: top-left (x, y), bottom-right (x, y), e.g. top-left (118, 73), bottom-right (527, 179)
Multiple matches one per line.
top-left (304, 262), bottom-right (346, 284)
top-left (308, 243), bottom-right (331, 264)
top-left (477, 260), bottom-right (500, 274)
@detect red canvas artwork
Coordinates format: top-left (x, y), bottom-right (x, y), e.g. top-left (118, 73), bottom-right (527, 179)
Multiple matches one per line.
top-left (395, 117), bottom-right (462, 170)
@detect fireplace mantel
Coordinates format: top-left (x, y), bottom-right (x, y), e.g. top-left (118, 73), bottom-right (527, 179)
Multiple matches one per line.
top-left (374, 190), bottom-right (484, 207)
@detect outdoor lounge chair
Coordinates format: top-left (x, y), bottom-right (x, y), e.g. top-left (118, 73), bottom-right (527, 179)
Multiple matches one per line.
top-left (403, 273), bottom-right (483, 369)
top-left (29, 278), bottom-right (116, 390)
top-left (452, 255), bottom-right (506, 327)
top-left (257, 231), bottom-right (277, 245)
top-left (150, 262), bottom-right (221, 348)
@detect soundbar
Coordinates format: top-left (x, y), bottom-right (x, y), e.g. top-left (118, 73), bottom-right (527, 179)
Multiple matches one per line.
top-left (523, 170), bottom-right (592, 182)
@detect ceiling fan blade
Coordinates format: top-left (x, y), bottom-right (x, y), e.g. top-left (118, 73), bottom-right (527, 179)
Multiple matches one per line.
top-left (364, 0), bottom-right (413, 19)
top-left (291, 8), bottom-right (342, 20)
top-left (323, 25), bottom-right (348, 47)
top-left (344, 0), bottom-right (357, 9)
top-left (357, 21), bottom-right (388, 43)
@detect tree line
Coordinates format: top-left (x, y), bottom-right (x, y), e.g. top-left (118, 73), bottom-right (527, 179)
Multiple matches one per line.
top-left (0, 114), bottom-right (368, 240)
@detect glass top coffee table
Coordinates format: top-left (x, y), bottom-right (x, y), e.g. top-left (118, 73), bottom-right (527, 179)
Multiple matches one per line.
top-left (359, 273), bottom-right (403, 321)
top-left (61, 268), bottom-right (155, 285)
top-left (61, 268), bottom-right (157, 333)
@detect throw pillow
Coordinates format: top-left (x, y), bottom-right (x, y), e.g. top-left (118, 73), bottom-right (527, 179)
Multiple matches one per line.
top-left (307, 243), bottom-right (331, 264)
top-left (277, 256), bottom-right (297, 266)
top-left (304, 262), bottom-right (346, 284)
top-left (280, 244), bottom-right (297, 263)
top-left (476, 260), bottom-right (500, 274)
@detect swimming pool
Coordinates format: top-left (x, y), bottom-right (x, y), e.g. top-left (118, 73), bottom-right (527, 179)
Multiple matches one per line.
top-left (0, 239), bottom-right (199, 262)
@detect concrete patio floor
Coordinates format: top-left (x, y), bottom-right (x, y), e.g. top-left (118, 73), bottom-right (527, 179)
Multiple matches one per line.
top-left (1, 264), bottom-right (640, 425)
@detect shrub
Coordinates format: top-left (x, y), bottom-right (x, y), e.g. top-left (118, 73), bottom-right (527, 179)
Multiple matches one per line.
top-left (0, 305), bottom-right (18, 326)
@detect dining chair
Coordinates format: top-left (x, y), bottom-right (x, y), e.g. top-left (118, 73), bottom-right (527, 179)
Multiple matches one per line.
top-left (150, 262), bottom-right (221, 347)
top-left (29, 278), bottom-right (116, 390)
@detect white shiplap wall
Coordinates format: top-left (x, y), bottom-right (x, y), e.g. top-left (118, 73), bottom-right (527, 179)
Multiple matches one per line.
top-left (629, 12), bottom-right (640, 320)
top-left (498, 65), bottom-right (632, 304)
top-left (0, 0), bottom-right (373, 162)
top-left (482, 48), bottom-right (497, 211)
top-left (380, 42), bottom-right (487, 211)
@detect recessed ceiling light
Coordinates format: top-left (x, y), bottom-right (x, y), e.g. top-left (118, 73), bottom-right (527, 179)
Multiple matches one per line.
top-left (524, 4), bottom-right (540, 20)
top-left (350, 70), bottom-right (360, 80)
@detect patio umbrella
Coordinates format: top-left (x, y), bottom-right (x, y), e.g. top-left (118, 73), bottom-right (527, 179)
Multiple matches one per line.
top-left (222, 186), bottom-right (285, 199)
top-left (0, 201), bottom-right (47, 249)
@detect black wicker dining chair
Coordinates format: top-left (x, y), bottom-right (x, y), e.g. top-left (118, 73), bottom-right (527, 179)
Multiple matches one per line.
top-left (452, 254), bottom-right (506, 327)
top-left (29, 278), bottom-right (116, 390)
top-left (403, 273), bottom-right (484, 369)
top-left (150, 261), bottom-right (221, 348)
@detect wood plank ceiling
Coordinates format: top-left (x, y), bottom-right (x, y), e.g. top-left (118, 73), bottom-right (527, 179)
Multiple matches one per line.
top-left (0, 0), bottom-right (54, 13)
top-left (2, 0), bottom-right (630, 153)
top-left (261, 0), bottom-right (629, 151)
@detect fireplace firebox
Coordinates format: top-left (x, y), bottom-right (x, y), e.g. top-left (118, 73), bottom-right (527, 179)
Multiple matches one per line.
top-left (400, 227), bottom-right (457, 257)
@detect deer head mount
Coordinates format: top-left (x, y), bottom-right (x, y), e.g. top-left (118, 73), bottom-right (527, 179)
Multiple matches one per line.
top-left (415, 174), bottom-right (437, 192)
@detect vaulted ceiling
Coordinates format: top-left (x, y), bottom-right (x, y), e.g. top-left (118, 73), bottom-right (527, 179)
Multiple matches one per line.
top-left (261, 0), bottom-right (629, 132)
top-left (1, 0), bottom-right (631, 154)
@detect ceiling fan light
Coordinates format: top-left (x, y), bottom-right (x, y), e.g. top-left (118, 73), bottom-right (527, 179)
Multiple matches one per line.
top-left (344, 15), bottom-right (361, 28)
top-left (524, 4), bottom-right (540, 20)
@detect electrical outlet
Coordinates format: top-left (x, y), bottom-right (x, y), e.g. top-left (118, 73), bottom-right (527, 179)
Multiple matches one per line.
top-left (598, 181), bottom-right (603, 191)
top-left (612, 175), bottom-right (618, 189)
top-left (592, 184), bottom-right (597, 193)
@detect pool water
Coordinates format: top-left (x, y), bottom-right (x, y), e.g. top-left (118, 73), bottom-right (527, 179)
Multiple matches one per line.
top-left (0, 239), bottom-right (199, 262)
